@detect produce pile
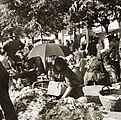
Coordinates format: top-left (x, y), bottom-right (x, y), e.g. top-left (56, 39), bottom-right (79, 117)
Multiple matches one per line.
top-left (9, 80), bottom-right (104, 120)
top-left (9, 85), bottom-right (56, 120)
top-left (45, 97), bottom-right (104, 120)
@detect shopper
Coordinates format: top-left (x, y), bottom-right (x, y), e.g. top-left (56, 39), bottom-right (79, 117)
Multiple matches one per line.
top-left (53, 57), bottom-right (84, 99)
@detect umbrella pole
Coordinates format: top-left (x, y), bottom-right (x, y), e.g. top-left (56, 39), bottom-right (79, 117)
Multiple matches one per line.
top-left (42, 58), bottom-right (46, 70)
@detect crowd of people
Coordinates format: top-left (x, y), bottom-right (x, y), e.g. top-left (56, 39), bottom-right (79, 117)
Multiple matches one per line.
top-left (0, 32), bottom-right (120, 119)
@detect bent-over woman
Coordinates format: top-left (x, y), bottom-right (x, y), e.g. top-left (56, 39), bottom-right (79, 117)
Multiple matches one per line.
top-left (53, 57), bottom-right (84, 99)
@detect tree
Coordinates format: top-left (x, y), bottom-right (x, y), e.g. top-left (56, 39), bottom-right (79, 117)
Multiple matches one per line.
top-left (98, 0), bottom-right (121, 29)
top-left (0, 0), bottom-right (74, 40)
top-left (68, 0), bottom-right (112, 34)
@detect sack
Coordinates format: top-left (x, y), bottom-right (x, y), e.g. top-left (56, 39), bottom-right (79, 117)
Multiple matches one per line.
top-left (47, 81), bottom-right (66, 96)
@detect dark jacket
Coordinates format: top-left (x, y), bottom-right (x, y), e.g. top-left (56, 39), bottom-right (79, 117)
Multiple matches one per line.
top-left (3, 39), bottom-right (25, 61)
top-left (87, 42), bottom-right (97, 56)
top-left (0, 62), bottom-right (9, 90)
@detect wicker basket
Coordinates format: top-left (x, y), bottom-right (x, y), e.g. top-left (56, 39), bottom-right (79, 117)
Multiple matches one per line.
top-left (99, 86), bottom-right (121, 111)
top-left (32, 80), bottom-right (49, 90)
top-left (83, 85), bottom-right (103, 104)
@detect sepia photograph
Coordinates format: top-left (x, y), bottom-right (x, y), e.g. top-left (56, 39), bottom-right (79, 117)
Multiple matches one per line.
top-left (0, 0), bottom-right (121, 120)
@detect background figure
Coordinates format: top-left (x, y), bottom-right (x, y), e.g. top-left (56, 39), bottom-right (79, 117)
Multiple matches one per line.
top-left (3, 33), bottom-right (25, 71)
top-left (0, 61), bottom-right (18, 120)
top-left (65, 39), bottom-right (70, 48)
top-left (3, 33), bottom-right (25, 61)
top-left (66, 53), bottom-right (76, 69)
top-left (69, 40), bottom-right (76, 53)
top-left (107, 34), bottom-right (120, 82)
top-left (87, 36), bottom-right (98, 57)
top-left (13, 57), bottom-right (45, 85)
top-left (84, 53), bottom-right (111, 86)
top-left (102, 50), bottom-right (117, 83)
top-left (76, 51), bottom-right (87, 83)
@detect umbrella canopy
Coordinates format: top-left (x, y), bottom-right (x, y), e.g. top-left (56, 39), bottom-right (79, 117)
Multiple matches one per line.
top-left (28, 43), bottom-right (67, 59)
top-left (59, 45), bottom-right (71, 56)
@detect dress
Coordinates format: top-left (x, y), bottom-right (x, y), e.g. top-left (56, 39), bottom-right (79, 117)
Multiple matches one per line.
top-left (53, 57), bottom-right (84, 99)
top-left (87, 42), bottom-right (97, 56)
top-left (62, 66), bottom-right (84, 98)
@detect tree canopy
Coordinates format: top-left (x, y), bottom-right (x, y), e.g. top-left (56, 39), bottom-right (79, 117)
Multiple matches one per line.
top-left (0, 0), bottom-right (121, 40)
top-left (0, 0), bottom-right (74, 39)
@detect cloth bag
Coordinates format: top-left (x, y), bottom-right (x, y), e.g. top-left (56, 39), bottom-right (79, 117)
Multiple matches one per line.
top-left (47, 81), bottom-right (66, 96)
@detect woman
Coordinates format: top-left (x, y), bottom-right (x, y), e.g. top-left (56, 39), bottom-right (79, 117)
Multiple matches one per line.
top-left (53, 57), bottom-right (84, 99)
top-left (74, 50), bottom-right (87, 82)
top-left (84, 53), bottom-right (111, 86)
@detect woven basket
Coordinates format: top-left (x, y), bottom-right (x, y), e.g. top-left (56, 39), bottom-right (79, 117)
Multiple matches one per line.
top-left (99, 86), bottom-right (121, 111)
top-left (83, 85), bottom-right (103, 104)
top-left (32, 80), bottom-right (49, 90)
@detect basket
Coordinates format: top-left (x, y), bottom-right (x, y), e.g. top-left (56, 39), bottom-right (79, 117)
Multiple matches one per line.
top-left (32, 80), bottom-right (49, 90)
top-left (83, 85), bottom-right (103, 96)
top-left (99, 86), bottom-right (121, 111)
top-left (83, 85), bottom-right (103, 104)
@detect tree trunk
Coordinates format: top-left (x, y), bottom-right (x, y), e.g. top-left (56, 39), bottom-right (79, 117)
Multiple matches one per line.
top-left (118, 21), bottom-right (121, 53)
top-left (55, 32), bottom-right (58, 39)
top-left (32, 37), bottom-right (34, 44)
top-left (85, 25), bottom-right (89, 52)
top-left (62, 30), bottom-right (64, 44)
top-left (118, 21), bottom-right (121, 40)
top-left (40, 31), bottom-right (43, 43)
top-left (104, 25), bottom-right (109, 35)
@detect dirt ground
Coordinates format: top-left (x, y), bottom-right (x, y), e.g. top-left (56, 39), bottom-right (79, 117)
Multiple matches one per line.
top-left (103, 111), bottom-right (121, 120)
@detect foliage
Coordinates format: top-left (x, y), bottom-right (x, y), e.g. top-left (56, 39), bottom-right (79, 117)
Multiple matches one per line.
top-left (98, 0), bottom-right (121, 23)
top-left (68, 0), bottom-right (115, 34)
top-left (0, 0), bottom-right (121, 40)
top-left (0, 0), bottom-right (74, 39)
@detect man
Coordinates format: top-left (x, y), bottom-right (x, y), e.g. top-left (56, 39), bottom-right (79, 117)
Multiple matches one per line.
top-left (3, 33), bottom-right (25, 71)
top-left (0, 61), bottom-right (18, 120)
top-left (107, 34), bottom-right (120, 82)
top-left (3, 33), bottom-right (24, 61)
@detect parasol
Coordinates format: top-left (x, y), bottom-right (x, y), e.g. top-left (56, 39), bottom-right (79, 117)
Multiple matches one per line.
top-left (28, 43), bottom-right (69, 59)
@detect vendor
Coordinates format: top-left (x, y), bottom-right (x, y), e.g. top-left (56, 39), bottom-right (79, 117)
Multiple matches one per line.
top-left (84, 52), bottom-right (111, 86)
top-left (53, 57), bottom-right (84, 99)
top-left (13, 57), bottom-right (45, 85)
